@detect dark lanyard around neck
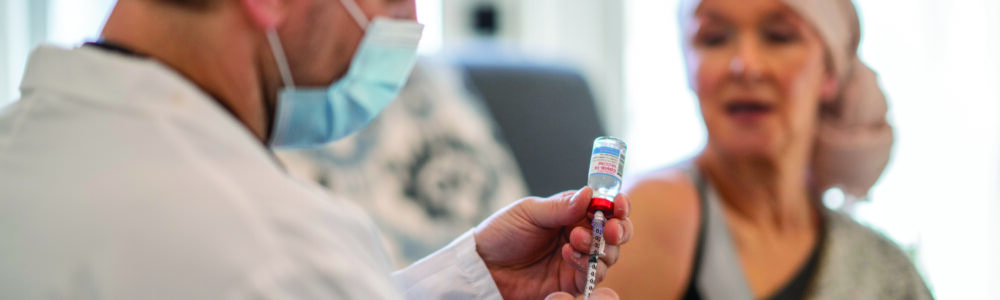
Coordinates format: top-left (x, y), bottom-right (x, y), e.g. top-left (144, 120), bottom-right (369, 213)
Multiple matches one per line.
top-left (84, 40), bottom-right (146, 58)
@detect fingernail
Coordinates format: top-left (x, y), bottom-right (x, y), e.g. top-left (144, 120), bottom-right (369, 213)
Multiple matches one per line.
top-left (573, 251), bottom-right (582, 259)
top-left (619, 223), bottom-right (625, 238)
top-left (572, 186), bottom-right (586, 202)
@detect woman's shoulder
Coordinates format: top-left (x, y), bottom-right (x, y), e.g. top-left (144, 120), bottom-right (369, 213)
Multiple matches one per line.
top-left (623, 164), bottom-right (702, 224)
top-left (811, 210), bottom-right (933, 299)
top-left (604, 163), bottom-right (702, 299)
top-left (624, 162), bottom-right (700, 204)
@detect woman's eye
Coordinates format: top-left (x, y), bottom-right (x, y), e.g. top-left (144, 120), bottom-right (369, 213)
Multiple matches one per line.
top-left (763, 27), bottom-right (799, 44)
top-left (697, 30), bottom-right (730, 47)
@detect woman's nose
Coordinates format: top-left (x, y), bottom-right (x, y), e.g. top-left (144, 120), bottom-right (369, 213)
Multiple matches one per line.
top-left (729, 37), bottom-right (764, 81)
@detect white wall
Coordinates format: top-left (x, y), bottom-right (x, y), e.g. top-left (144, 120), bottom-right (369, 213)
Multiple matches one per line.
top-left (851, 0), bottom-right (1000, 297)
top-left (621, 0), bottom-right (705, 177)
top-left (415, 0), bottom-right (443, 54)
top-left (0, 0), bottom-right (114, 107)
top-left (1, 0), bottom-right (31, 105)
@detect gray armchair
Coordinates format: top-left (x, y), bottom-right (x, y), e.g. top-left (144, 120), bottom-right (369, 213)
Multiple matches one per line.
top-left (456, 56), bottom-right (607, 197)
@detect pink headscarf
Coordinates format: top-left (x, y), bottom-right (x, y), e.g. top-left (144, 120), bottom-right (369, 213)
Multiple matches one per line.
top-left (680, 0), bottom-right (894, 197)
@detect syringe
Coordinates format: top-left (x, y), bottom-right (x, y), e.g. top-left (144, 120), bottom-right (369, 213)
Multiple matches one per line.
top-left (584, 209), bottom-right (607, 300)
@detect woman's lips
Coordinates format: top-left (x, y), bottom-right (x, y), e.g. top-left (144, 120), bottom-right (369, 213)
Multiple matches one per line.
top-left (725, 101), bottom-right (773, 123)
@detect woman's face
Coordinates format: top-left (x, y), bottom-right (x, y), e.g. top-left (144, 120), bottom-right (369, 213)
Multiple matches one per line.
top-left (683, 0), bottom-right (833, 160)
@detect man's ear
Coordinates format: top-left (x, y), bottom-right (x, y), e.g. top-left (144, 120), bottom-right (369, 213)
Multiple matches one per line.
top-left (241, 0), bottom-right (286, 29)
top-left (387, 0), bottom-right (417, 21)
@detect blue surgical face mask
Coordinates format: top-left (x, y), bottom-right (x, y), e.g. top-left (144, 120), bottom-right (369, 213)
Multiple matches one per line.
top-left (266, 0), bottom-right (423, 149)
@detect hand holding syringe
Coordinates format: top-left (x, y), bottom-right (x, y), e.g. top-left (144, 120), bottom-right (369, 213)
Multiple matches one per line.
top-left (469, 137), bottom-right (630, 300)
top-left (583, 137), bottom-right (627, 300)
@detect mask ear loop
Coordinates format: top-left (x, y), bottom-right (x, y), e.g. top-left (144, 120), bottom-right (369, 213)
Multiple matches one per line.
top-left (263, 28), bottom-right (298, 145)
top-left (266, 0), bottom-right (369, 90)
top-left (266, 28), bottom-right (296, 90)
top-left (338, 0), bottom-right (370, 28)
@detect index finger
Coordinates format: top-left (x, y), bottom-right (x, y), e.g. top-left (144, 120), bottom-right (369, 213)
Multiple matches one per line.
top-left (612, 193), bottom-right (630, 219)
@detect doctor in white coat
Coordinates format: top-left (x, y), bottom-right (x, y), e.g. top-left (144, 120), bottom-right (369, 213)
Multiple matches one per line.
top-left (0, 0), bottom-right (632, 299)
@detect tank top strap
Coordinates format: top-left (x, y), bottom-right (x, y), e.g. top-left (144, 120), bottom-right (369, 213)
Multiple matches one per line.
top-left (677, 160), bottom-right (755, 300)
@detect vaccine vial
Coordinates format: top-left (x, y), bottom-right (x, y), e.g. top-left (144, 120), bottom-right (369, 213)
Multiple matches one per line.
top-left (587, 136), bottom-right (627, 215)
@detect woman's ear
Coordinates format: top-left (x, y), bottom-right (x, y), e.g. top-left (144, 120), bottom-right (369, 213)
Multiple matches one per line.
top-left (241, 0), bottom-right (287, 29)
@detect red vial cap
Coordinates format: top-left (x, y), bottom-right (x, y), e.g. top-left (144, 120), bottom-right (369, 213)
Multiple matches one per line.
top-left (588, 197), bottom-right (614, 217)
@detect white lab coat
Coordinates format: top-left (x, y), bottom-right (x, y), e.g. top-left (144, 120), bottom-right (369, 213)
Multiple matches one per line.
top-left (0, 45), bottom-right (502, 299)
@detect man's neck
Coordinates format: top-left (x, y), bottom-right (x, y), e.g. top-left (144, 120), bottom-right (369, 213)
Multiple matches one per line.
top-left (100, 0), bottom-right (271, 142)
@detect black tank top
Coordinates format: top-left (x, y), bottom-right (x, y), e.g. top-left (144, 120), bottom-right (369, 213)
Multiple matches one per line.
top-left (682, 174), bottom-right (824, 300)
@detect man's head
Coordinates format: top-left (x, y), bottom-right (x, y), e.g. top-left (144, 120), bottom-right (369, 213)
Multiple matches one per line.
top-left (236, 0), bottom-right (417, 99)
top-left (102, 0), bottom-right (417, 142)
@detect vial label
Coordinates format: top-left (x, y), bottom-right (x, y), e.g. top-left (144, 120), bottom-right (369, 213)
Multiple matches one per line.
top-left (589, 146), bottom-right (624, 181)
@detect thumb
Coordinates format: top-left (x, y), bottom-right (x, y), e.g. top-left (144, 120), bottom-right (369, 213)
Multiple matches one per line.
top-left (544, 288), bottom-right (619, 300)
top-left (591, 287), bottom-right (620, 299)
top-left (544, 292), bottom-right (574, 300)
top-left (528, 186), bottom-right (593, 229)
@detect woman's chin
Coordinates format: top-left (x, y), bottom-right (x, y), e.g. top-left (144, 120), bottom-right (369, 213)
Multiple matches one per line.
top-left (716, 138), bottom-right (781, 160)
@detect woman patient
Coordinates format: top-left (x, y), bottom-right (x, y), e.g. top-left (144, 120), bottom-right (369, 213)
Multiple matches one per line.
top-left (603, 0), bottom-right (931, 298)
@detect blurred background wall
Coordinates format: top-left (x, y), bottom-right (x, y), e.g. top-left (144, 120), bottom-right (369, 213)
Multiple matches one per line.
top-left (1, 0), bottom-right (998, 298)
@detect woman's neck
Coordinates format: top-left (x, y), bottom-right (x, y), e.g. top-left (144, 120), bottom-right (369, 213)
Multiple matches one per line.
top-left (696, 147), bottom-right (818, 232)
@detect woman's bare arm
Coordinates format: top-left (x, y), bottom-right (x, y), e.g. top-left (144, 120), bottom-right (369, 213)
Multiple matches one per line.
top-left (601, 168), bottom-right (702, 299)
